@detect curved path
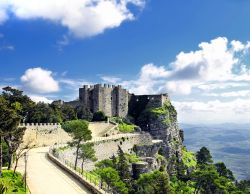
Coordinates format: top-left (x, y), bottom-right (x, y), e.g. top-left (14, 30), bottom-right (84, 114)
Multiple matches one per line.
top-left (17, 147), bottom-right (92, 194)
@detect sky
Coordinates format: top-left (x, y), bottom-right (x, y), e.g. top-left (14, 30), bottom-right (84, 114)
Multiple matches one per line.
top-left (1, 0), bottom-right (250, 124)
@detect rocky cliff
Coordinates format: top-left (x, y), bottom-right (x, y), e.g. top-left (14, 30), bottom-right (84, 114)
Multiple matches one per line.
top-left (129, 97), bottom-right (184, 161)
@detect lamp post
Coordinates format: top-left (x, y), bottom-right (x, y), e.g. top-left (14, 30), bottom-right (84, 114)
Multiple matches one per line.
top-left (24, 152), bottom-right (28, 192)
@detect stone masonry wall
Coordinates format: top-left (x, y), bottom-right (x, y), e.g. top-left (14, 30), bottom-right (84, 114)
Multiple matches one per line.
top-left (78, 84), bottom-right (129, 117)
top-left (21, 123), bottom-right (71, 147)
top-left (56, 133), bottom-right (153, 171)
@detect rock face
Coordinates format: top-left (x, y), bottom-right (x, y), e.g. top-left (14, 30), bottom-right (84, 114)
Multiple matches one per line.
top-left (130, 98), bottom-right (183, 160)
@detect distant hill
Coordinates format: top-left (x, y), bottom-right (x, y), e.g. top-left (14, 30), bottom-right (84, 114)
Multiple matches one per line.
top-left (181, 123), bottom-right (250, 180)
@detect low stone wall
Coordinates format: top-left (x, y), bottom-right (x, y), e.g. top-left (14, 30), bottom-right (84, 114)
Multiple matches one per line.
top-left (21, 123), bottom-right (71, 147)
top-left (57, 132), bottom-right (154, 171)
top-left (47, 152), bottom-right (105, 194)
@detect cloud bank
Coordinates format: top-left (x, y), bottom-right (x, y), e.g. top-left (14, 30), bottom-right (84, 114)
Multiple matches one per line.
top-left (0, 0), bottom-right (145, 38)
top-left (100, 37), bottom-right (250, 123)
top-left (3, 36), bottom-right (250, 122)
top-left (21, 67), bottom-right (59, 93)
top-left (106, 37), bottom-right (250, 95)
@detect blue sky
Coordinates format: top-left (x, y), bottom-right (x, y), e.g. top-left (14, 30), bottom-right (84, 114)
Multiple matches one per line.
top-left (1, 0), bottom-right (250, 124)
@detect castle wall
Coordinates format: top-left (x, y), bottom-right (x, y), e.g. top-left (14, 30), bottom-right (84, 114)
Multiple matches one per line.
top-left (117, 86), bottom-right (129, 117)
top-left (101, 84), bottom-right (113, 117)
top-left (92, 84), bottom-right (101, 113)
top-left (145, 94), bottom-right (168, 108)
top-left (77, 84), bottom-right (167, 118)
top-left (56, 133), bottom-right (154, 171)
top-left (20, 123), bottom-right (71, 147)
top-left (111, 88), bottom-right (118, 116)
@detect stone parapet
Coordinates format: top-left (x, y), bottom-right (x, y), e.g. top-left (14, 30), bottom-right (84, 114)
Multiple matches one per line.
top-left (47, 152), bottom-right (105, 194)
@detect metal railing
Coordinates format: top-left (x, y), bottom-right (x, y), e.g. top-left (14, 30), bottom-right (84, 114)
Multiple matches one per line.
top-left (48, 148), bottom-right (111, 193)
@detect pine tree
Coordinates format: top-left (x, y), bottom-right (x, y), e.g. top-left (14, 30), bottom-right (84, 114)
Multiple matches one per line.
top-left (117, 146), bottom-right (131, 185)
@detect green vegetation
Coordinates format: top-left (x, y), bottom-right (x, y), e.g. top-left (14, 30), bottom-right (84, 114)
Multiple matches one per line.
top-left (62, 120), bottom-right (92, 170)
top-left (149, 100), bottom-right (177, 125)
top-left (136, 170), bottom-right (172, 194)
top-left (0, 170), bottom-right (26, 194)
top-left (111, 117), bottom-right (136, 133)
top-left (196, 146), bottom-right (213, 165)
top-left (0, 87), bottom-right (35, 176)
top-left (92, 111), bottom-right (107, 121)
top-left (125, 153), bottom-right (141, 163)
top-left (97, 167), bottom-right (128, 194)
top-left (93, 145), bottom-right (250, 194)
top-left (78, 143), bottom-right (97, 174)
top-left (118, 123), bottom-right (136, 133)
top-left (182, 147), bottom-right (197, 168)
top-left (94, 146), bottom-right (131, 193)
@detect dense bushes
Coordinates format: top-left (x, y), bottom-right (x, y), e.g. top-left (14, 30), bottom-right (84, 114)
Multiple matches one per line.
top-left (92, 111), bottom-right (107, 121)
top-left (1, 170), bottom-right (26, 194)
top-left (111, 117), bottom-right (136, 133)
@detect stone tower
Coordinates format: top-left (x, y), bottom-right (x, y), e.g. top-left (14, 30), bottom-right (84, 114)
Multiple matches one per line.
top-left (79, 84), bottom-right (129, 117)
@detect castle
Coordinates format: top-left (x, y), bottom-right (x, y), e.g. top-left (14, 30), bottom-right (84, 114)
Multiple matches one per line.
top-left (64, 84), bottom-right (168, 118)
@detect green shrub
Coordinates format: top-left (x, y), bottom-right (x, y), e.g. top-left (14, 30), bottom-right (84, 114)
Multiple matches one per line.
top-left (182, 147), bottom-right (197, 168)
top-left (124, 153), bottom-right (141, 163)
top-left (1, 170), bottom-right (26, 194)
top-left (92, 111), bottom-right (107, 121)
top-left (118, 123), bottom-right (136, 133)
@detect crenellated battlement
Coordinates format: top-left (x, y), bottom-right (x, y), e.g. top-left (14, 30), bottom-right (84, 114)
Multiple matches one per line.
top-left (20, 123), bottom-right (61, 127)
top-left (82, 84), bottom-right (125, 90)
top-left (64, 83), bottom-right (169, 119)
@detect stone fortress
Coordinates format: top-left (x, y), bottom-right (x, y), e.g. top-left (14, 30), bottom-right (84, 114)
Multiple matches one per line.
top-left (66, 84), bottom-right (169, 118)
top-left (53, 84), bottom-right (183, 175)
top-left (23, 83), bottom-right (183, 179)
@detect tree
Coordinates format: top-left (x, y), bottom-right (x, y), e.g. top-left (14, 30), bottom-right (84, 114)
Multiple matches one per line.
top-left (92, 111), bottom-right (106, 121)
top-left (78, 143), bottom-right (96, 174)
top-left (2, 86), bottom-right (35, 122)
top-left (192, 165), bottom-right (235, 194)
top-left (62, 120), bottom-right (92, 170)
top-left (196, 147), bottom-right (213, 165)
top-left (4, 126), bottom-right (26, 170)
top-left (215, 162), bottom-right (235, 181)
top-left (236, 180), bottom-right (250, 193)
top-left (26, 102), bottom-right (61, 123)
top-left (61, 104), bottom-right (77, 121)
top-left (97, 167), bottom-right (128, 194)
top-left (76, 105), bottom-right (93, 121)
top-left (95, 159), bottom-right (114, 169)
top-left (0, 96), bottom-right (21, 177)
top-left (13, 138), bottom-right (35, 174)
top-left (117, 146), bottom-right (131, 185)
top-left (136, 170), bottom-right (172, 194)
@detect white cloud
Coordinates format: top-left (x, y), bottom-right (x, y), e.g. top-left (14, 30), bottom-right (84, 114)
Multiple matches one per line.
top-left (117, 37), bottom-right (250, 95)
top-left (101, 76), bottom-right (121, 84)
top-left (165, 81), bottom-right (192, 95)
top-left (0, 0), bottom-right (145, 38)
top-left (29, 95), bottom-right (53, 103)
top-left (197, 82), bottom-right (249, 91)
top-left (21, 67), bottom-right (59, 93)
top-left (173, 99), bottom-right (250, 124)
top-left (0, 1), bottom-right (9, 24)
top-left (59, 78), bottom-right (93, 90)
top-left (169, 37), bottom-right (250, 81)
top-left (206, 90), bottom-right (250, 97)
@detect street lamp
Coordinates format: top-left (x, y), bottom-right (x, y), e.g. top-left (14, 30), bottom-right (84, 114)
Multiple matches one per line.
top-left (24, 152), bottom-right (28, 192)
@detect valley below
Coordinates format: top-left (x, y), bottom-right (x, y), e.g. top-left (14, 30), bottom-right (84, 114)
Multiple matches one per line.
top-left (182, 123), bottom-right (250, 180)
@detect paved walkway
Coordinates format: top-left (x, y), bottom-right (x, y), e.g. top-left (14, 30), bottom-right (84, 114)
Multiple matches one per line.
top-left (17, 147), bottom-right (92, 194)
